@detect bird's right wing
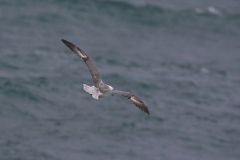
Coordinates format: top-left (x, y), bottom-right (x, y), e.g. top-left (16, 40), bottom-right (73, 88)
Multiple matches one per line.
top-left (110, 90), bottom-right (150, 115)
top-left (61, 39), bottom-right (102, 88)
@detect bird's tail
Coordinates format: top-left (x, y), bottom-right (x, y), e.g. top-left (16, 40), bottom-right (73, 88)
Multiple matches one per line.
top-left (83, 84), bottom-right (99, 99)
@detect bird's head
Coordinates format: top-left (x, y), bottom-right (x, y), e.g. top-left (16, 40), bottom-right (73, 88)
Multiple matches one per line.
top-left (108, 85), bottom-right (114, 96)
top-left (108, 85), bottom-right (114, 90)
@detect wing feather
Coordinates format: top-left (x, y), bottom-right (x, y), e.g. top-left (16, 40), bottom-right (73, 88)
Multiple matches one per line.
top-left (61, 39), bottom-right (102, 88)
top-left (111, 90), bottom-right (150, 115)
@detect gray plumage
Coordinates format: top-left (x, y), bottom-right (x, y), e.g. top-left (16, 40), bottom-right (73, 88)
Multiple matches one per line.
top-left (61, 39), bottom-right (102, 88)
top-left (61, 39), bottom-right (150, 115)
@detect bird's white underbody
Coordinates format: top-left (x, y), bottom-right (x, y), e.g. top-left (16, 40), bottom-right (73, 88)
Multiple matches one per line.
top-left (83, 84), bottom-right (113, 99)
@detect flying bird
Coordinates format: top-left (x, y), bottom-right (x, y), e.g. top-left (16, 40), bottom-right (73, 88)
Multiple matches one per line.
top-left (61, 39), bottom-right (150, 115)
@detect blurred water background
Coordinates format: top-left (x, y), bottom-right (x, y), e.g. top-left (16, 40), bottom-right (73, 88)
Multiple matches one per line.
top-left (0, 0), bottom-right (240, 159)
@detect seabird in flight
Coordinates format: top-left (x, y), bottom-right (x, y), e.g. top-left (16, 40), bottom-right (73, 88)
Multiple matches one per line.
top-left (61, 39), bottom-right (150, 115)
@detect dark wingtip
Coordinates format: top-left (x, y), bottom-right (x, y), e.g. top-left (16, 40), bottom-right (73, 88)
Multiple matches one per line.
top-left (144, 106), bottom-right (150, 115)
top-left (146, 108), bottom-right (150, 115)
top-left (61, 39), bottom-right (76, 50)
top-left (61, 39), bottom-right (68, 44)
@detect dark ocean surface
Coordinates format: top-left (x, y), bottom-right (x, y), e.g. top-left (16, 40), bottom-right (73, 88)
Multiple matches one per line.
top-left (0, 0), bottom-right (240, 160)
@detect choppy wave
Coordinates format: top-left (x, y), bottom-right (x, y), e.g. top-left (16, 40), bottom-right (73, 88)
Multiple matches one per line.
top-left (55, 0), bottom-right (240, 36)
top-left (1, 0), bottom-right (240, 160)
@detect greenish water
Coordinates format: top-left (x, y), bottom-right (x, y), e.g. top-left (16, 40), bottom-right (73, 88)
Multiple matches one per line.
top-left (0, 0), bottom-right (240, 160)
